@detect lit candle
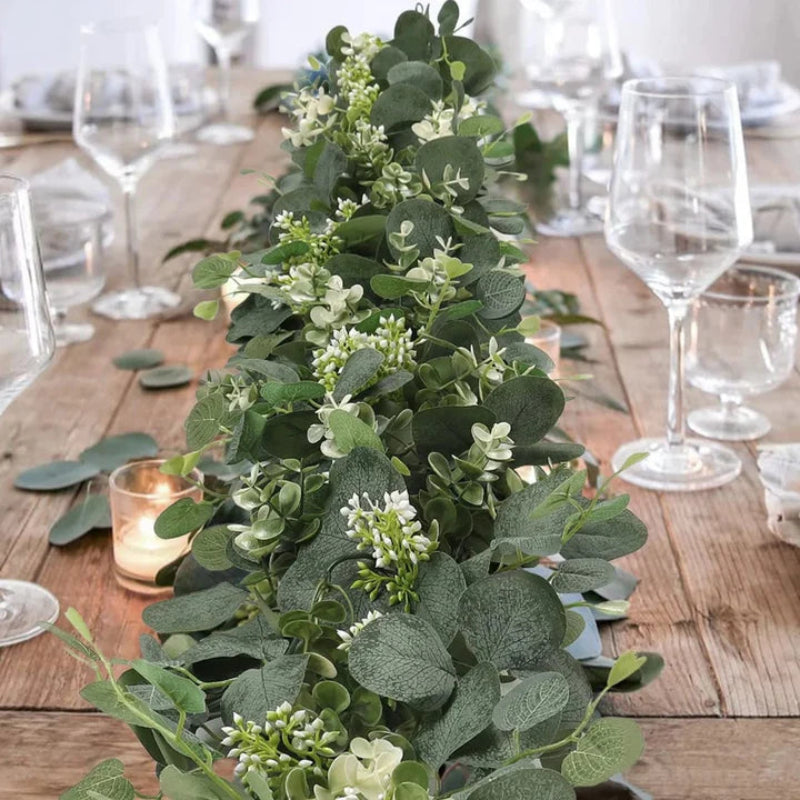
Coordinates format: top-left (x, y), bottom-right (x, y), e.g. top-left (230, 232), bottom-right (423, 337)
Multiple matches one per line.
top-left (109, 460), bottom-right (203, 593)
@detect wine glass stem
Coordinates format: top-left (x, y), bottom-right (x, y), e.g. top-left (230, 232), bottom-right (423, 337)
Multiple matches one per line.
top-left (720, 393), bottom-right (743, 417)
top-left (564, 108), bottom-right (585, 212)
top-left (666, 302), bottom-right (689, 449)
top-left (216, 48), bottom-right (232, 121)
top-left (122, 182), bottom-right (141, 290)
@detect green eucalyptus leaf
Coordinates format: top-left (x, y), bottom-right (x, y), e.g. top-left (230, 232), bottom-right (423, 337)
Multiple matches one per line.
top-left (511, 442), bottom-right (585, 466)
top-left (465, 767), bottom-right (575, 800)
top-left (416, 136), bottom-right (484, 203)
top-left (143, 582), bottom-right (249, 633)
top-left (221, 654), bottom-right (309, 724)
top-left (193, 299), bottom-right (220, 321)
top-left (154, 499), bottom-right (214, 539)
top-left (562, 609), bottom-right (586, 647)
top-left (227, 296), bottom-right (292, 343)
top-left (386, 198), bottom-right (454, 261)
top-left (415, 552), bottom-right (466, 645)
top-left (412, 405), bottom-right (496, 457)
top-left (328, 409), bottom-right (383, 454)
top-left (228, 409), bottom-right (267, 463)
top-left (261, 381), bottom-right (326, 407)
top-left (348, 614), bottom-right (456, 708)
top-left (312, 680), bottom-right (351, 713)
top-left (140, 365), bottom-right (193, 390)
top-left (130, 660), bottom-right (206, 714)
top-left (502, 342), bottom-right (555, 374)
top-left (261, 410), bottom-right (320, 459)
top-left (185, 393), bottom-right (229, 450)
top-left (441, 36), bottom-right (496, 95)
top-left (459, 114), bottom-right (505, 138)
top-left (192, 254), bottom-right (238, 289)
top-left (314, 141), bottom-right (349, 199)
top-left (551, 559), bottom-right (616, 593)
top-left (191, 525), bottom-right (234, 571)
top-left (325, 253), bottom-right (386, 286)
top-left (413, 662), bottom-right (499, 769)
top-left (392, 10), bottom-right (435, 60)
top-left (491, 671), bottom-right (570, 732)
top-left (371, 45), bottom-right (408, 82)
top-left (484, 376), bottom-right (565, 445)
top-left (326, 24), bottom-right (349, 60)
top-left (561, 718), bottom-right (645, 787)
top-left (371, 83), bottom-right (431, 131)
top-left (15, 460), bottom-right (99, 491)
top-left (61, 758), bottom-right (135, 800)
top-left (180, 617), bottom-right (287, 665)
top-left (458, 571), bottom-right (565, 670)
top-left (606, 651), bottom-right (648, 689)
top-left (475, 272), bottom-right (526, 320)
top-left (159, 766), bottom-right (233, 800)
top-left (335, 215), bottom-right (388, 246)
top-left (333, 347), bottom-right (385, 401)
top-left (370, 274), bottom-right (430, 300)
top-left (79, 433), bottom-right (159, 472)
top-left (387, 61), bottom-right (443, 100)
top-left (49, 494), bottom-right (111, 545)
top-left (112, 348), bottom-right (165, 370)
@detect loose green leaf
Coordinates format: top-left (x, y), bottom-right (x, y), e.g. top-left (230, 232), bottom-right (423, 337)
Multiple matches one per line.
top-left (607, 651), bottom-right (648, 689)
top-left (79, 433), bottom-right (159, 472)
top-left (561, 718), bottom-right (645, 787)
top-left (154, 498), bottom-right (214, 539)
top-left (193, 299), bottom-right (220, 321)
top-left (491, 671), bottom-right (570, 732)
top-left (15, 460), bottom-right (99, 491)
top-left (112, 349), bottom-right (165, 370)
top-left (49, 494), bottom-right (111, 545)
top-left (139, 365), bottom-right (193, 390)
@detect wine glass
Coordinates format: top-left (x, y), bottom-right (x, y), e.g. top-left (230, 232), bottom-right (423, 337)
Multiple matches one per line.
top-left (0, 175), bottom-right (59, 647)
top-left (687, 265), bottom-right (800, 441)
top-left (194, 0), bottom-right (259, 146)
top-left (518, 0), bottom-right (622, 237)
top-left (73, 18), bottom-right (180, 320)
top-left (605, 77), bottom-right (753, 491)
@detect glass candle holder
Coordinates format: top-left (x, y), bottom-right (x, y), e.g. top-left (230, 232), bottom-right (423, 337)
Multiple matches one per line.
top-left (109, 459), bottom-right (203, 593)
top-left (527, 319), bottom-right (562, 376)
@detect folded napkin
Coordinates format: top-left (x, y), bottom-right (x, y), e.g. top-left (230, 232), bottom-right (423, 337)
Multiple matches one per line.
top-left (757, 444), bottom-right (800, 547)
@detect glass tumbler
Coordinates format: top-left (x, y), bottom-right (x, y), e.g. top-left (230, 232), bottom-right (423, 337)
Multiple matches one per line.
top-left (687, 265), bottom-right (800, 441)
top-left (109, 459), bottom-right (203, 593)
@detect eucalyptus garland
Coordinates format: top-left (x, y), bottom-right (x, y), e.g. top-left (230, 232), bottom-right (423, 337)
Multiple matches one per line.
top-left (54, 5), bottom-right (659, 800)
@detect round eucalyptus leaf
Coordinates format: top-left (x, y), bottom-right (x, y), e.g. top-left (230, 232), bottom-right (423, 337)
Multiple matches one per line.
top-left (484, 376), bottom-right (565, 445)
top-left (49, 494), bottom-right (111, 546)
top-left (15, 460), bottom-right (100, 491)
top-left (112, 348), bottom-right (165, 371)
top-left (561, 718), bottom-right (645, 787)
top-left (415, 136), bottom-right (484, 204)
top-left (139, 365), bottom-right (193, 390)
top-left (386, 198), bottom-right (454, 262)
top-left (392, 10), bottom-right (435, 60)
top-left (475, 272), bottom-right (526, 320)
top-left (370, 83), bottom-right (431, 132)
top-left (457, 233), bottom-right (502, 286)
top-left (442, 36), bottom-right (497, 96)
top-left (491, 671), bottom-right (570, 732)
top-left (387, 61), bottom-right (443, 100)
top-left (79, 433), bottom-right (159, 472)
top-left (467, 767), bottom-right (575, 800)
top-left (371, 45), bottom-right (408, 83)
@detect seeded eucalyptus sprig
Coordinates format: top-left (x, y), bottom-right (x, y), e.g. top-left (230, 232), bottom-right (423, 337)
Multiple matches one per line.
top-left (53, 5), bottom-right (660, 800)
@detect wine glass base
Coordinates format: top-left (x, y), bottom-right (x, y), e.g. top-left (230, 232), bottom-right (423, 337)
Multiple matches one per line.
top-left (92, 287), bottom-right (181, 321)
top-left (688, 405), bottom-right (771, 441)
top-left (0, 579), bottom-right (60, 648)
top-left (54, 321), bottom-right (95, 347)
top-left (536, 208), bottom-right (604, 238)
top-left (611, 437), bottom-right (742, 492)
top-left (196, 123), bottom-right (254, 146)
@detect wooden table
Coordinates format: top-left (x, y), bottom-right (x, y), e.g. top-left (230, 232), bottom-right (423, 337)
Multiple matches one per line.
top-left (1, 70), bottom-right (799, 799)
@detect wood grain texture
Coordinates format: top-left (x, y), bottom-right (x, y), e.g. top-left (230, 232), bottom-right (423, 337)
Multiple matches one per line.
top-left (1, 712), bottom-right (797, 799)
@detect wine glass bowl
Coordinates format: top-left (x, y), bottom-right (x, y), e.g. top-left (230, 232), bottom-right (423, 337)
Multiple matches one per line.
top-left (0, 174), bottom-right (59, 648)
top-left (687, 265), bottom-right (800, 441)
top-left (605, 77), bottom-right (753, 491)
top-left (194, 0), bottom-right (259, 146)
top-left (73, 18), bottom-right (180, 320)
top-left (518, 0), bottom-right (622, 236)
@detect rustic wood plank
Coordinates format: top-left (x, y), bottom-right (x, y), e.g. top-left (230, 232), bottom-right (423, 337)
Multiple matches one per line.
top-left (0, 71), bottom-right (287, 709)
top-left (580, 232), bottom-right (800, 717)
top-left (527, 238), bottom-right (721, 717)
top-left (1, 711), bottom-right (796, 800)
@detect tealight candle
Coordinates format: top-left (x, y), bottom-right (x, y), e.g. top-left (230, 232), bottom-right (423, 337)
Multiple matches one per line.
top-left (526, 319), bottom-right (562, 377)
top-left (109, 459), bottom-right (203, 593)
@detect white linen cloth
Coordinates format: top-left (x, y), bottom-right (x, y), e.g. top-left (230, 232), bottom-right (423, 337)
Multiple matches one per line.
top-left (757, 444), bottom-right (800, 547)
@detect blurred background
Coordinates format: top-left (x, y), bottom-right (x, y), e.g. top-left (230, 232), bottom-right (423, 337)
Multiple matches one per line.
top-left (2, 0), bottom-right (799, 84)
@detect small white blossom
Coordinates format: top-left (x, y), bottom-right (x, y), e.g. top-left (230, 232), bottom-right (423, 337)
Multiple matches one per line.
top-left (336, 610), bottom-right (384, 651)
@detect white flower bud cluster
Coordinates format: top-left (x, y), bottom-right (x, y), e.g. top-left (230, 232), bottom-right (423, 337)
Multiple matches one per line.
top-left (336, 610), bottom-right (384, 651)
top-left (470, 422), bottom-right (515, 481)
top-left (312, 315), bottom-right (416, 392)
top-left (221, 704), bottom-right (338, 790)
top-left (281, 86), bottom-right (338, 148)
top-left (336, 34), bottom-right (383, 117)
top-left (412, 96), bottom-right (487, 143)
top-left (224, 374), bottom-right (260, 412)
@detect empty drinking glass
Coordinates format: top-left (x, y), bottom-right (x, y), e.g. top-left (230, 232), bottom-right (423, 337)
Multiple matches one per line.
top-left (33, 193), bottom-right (109, 345)
top-left (687, 265), bottom-right (800, 441)
top-left (73, 18), bottom-right (179, 320)
top-left (194, 0), bottom-right (259, 145)
top-left (605, 78), bottom-right (753, 491)
top-left (518, 0), bottom-right (622, 236)
top-left (0, 174), bottom-right (58, 647)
